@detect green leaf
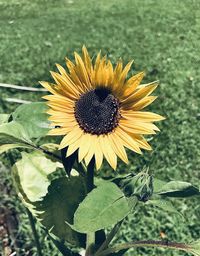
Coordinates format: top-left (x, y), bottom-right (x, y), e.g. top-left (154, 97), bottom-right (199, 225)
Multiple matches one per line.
top-left (13, 151), bottom-right (57, 202)
top-left (72, 181), bottom-right (130, 233)
top-left (156, 181), bottom-right (200, 197)
top-left (0, 114), bottom-right (10, 124)
top-left (189, 239), bottom-right (200, 256)
top-left (0, 143), bottom-right (32, 154)
top-left (0, 121), bottom-right (33, 146)
top-left (13, 152), bottom-right (86, 246)
top-left (153, 178), bottom-right (166, 193)
top-left (147, 197), bottom-right (182, 216)
top-left (12, 102), bottom-right (50, 139)
top-left (35, 176), bottom-right (86, 246)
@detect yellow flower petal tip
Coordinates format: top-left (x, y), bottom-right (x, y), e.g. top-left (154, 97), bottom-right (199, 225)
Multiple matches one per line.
top-left (41, 46), bottom-right (165, 170)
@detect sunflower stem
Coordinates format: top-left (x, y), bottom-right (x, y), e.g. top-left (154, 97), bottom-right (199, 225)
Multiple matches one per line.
top-left (95, 220), bottom-right (123, 255)
top-left (95, 240), bottom-right (192, 256)
top-left (85, 157), bottom-right (95, 255)
top-left (26, 209), bottom-right (43, 256)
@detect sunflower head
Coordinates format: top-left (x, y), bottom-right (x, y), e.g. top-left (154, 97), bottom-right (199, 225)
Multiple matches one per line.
top-left (40, 46), bottom-right (165, 170)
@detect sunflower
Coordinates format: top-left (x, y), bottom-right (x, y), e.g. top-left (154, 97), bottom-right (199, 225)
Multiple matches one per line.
top-left (40, 46), bottom-right (164, 170)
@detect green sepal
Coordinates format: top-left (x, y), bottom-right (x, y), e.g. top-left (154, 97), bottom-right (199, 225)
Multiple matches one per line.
top-left (119, 171), bottom-right (153, 202)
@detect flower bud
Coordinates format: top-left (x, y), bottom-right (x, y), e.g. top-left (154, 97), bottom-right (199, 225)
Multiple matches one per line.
top-left (120, 171), bottom-right (153, 202)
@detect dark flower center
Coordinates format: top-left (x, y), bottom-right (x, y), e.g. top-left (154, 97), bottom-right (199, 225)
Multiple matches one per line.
top-left (74, 87), bottom-right (120, 135)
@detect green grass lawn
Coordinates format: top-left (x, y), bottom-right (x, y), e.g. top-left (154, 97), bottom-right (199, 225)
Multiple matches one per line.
top-left (0, 0), bottom-right (200, 255)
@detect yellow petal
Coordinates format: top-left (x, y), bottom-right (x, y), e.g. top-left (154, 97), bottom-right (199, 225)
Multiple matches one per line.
top-left (51, 70), bottom-right (81, 97)
top-left (84, 136), bottom-right (97, 166)
top-left (132, 134), bottom-right (152, 151)
top-left (112, 60), bottom-right (123, 89)
top-left (109, 133), bottom-right (128, 164)
top-left (94, 137), bottom-right (104, 170)
top-left (82, 45), bottom-right (93, 74)
top-left (74, 52), bottom-right (91, 87)
top-left (46, 109), bottom-right (74, 117)
top-left (119, 121), bottom-right (156, 135)
top-left (65, 57), bottom-right (87, 92)
top-left (39, 81), bottom-right (58, 95)
top-left (122, 81), bottom-right (158, 106)
top-left (48, 127), bottom-right (71, 136)
top-left (121, 111), bottom-right (165, 122)
top-left (123, 71), bottom-right (145, 97)
top-left (47, 103), bottom-right (74, 113)
top-left (99, 135), bottom-right (117, 170)
top-left (59, 126), bottom-right (83, 149)
top-left (115, 127), bottom-right (142, 154)
top-left (119, 61), bottom-right (133, 84)
top-left (130, 96), bottom-right (157, 110)
top-left (42, 94), bottom-right (74, 105)
top-left (78, 133), bottom-right (92, 162)
top-left (66, 139), bottom-right (81, 157)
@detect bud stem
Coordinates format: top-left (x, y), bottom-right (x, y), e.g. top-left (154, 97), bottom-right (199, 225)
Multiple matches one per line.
top-left (85, 157), bottom-right (95, 256)
top-left (96, 240), bottom-right (192, 256)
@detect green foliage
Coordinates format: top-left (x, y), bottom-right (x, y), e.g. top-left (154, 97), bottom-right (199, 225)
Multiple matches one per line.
top-left (1, 0), bottom-right (200, 255)
top-left (0, 114), bottom-right (10, 124)
top-left (155, 180), bottom-right (200, 198)
top-left (119, 172), bottom-right (153, 202)
top-left (35, 177), bottom-right (86, 247)
top-left (0, 102), bottom-right (52, 154)
top-left (0, 121), bottom-right (34, 153)
top-left (147, 197), bottom-right (182, 216)
top-left (13, 151), bottom-right (86, 247)
top-left (12, 102), bottom-right (50, 139)
top-left (189, 239), bottom-right (200, 256)
top-left (13, 151), bottom-right (57, 202)
top-left (72, 180), bottom-right (130, 233)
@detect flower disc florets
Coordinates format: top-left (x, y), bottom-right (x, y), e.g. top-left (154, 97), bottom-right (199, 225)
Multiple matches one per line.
top-left (74, 87), bottom-right (120, 135)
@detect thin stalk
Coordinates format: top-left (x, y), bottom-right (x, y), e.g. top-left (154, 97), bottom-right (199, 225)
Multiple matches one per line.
top-left (97, 240), bottom-right (192, 256)
top-left (85, 158), bottom-right (95, 256)
top-left (26, 209), bottom-right (43, 256)
top-left (48, 233), bottom-right (81, 256)
top-left (95, 220), bottom-right (123, 255)
top-left (38, 146), bottom-right (62, 162)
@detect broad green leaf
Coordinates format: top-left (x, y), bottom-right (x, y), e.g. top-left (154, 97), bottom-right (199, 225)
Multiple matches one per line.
top-left (153, 178), bottom-right (166, 193)
top-left (0, 143), bottom-right (32, 154)
top-left (12, 102), bottom-right (50, 139)
top-left (0, 114), bottom-right (10, 124)
top-left (72, 181), bottom-right (130, 233)
top-left (156, 181), bottom-right (200, 197)
top-left (13, 152), bottom-right (86, 246)
top-left (147, 197), bottom-right (182, 216)
top-left (0, 121), bottom-right (33, 146)
top-left (35, 176), bottom-right (86, 246)
top-left (13, 151), bottom-right (58, 202)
